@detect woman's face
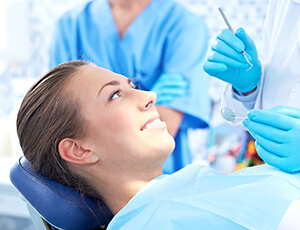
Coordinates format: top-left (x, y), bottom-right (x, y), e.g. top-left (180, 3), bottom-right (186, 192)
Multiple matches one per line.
top-left (67, 65), bottom-right (175, 173)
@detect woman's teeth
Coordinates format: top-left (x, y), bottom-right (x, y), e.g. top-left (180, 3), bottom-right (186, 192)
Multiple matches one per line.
top-left (143, 118), bottom-right (164, 131)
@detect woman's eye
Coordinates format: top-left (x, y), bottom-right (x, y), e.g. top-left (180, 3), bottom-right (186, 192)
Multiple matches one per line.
top-left (109, 90), bottom-right (121, 100)
top-left (134, 83), bottom-right (140, 89)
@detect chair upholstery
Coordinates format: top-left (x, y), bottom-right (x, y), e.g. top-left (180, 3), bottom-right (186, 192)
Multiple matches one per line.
top-left (10, 156), bottom-right (113, 230)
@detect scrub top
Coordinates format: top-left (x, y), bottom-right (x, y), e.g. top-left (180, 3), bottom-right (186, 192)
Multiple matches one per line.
top-left (107, 164), bottom-right (300, 230)
top-left (222, 0), bottom-right (300, 123)
top-left (49, 0), bottom-right (211, 173)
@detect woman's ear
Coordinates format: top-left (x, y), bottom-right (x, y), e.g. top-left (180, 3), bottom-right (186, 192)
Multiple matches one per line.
top-left (58, 138), bottom-right (99, 165)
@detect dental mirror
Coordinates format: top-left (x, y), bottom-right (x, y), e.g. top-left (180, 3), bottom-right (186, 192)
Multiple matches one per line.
top-left (221, 107), bottom-right (248, 121)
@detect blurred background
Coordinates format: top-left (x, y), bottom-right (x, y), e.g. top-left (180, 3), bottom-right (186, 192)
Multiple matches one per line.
top-left (0, 0), bottom-right (268, 229)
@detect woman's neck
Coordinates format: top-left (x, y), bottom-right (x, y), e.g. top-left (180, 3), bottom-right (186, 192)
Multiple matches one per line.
top-left (91, 168), bottom-right (162, 214)
top-left (101, 179), bottom-right (149, 214)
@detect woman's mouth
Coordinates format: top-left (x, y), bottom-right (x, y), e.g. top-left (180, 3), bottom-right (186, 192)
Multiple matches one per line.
top-left (141, 117), bottom-right (166, 131)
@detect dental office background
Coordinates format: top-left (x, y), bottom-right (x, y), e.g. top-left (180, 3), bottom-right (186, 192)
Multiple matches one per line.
top-left (0, 0), bottom-right (268, 229)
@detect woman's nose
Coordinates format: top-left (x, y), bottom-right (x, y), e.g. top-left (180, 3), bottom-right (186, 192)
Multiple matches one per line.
top-left (139, 90), bottom-right (157, 110)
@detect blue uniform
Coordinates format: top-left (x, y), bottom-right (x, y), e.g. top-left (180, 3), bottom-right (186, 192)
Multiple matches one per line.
top-left (49, 0), bottom-right (210, 173)
top-left (107, 164), bottom-right (300, 229)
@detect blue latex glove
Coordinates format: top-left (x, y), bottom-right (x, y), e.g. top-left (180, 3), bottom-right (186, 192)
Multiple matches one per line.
top-left (150, 73), bottom-right (188, 105)
top-left (203, 28), bottom-right (262, 93)
top-left (242, 106), bottom-right (300, 173)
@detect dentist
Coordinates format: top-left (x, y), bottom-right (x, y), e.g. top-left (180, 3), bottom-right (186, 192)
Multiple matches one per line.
top-left (203, 0), bottom-right (300, 172)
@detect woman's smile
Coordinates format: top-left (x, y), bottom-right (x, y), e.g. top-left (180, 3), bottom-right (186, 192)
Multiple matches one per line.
top-left (141, 117), bottom-right (166, 131)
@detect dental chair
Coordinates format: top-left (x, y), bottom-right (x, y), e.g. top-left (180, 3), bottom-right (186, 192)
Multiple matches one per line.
top-left (10, 156), bottom-right (114, 230)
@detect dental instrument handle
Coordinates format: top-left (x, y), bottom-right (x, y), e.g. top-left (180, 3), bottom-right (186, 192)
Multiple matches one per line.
top-left (232, 116), bottom-right (248, 120)
top-left (233, 116), bottom-right (300, 121)
top-left (218, 7), bottom-right (253, 70)
top-left (218, 7), bottom-right (234, 33)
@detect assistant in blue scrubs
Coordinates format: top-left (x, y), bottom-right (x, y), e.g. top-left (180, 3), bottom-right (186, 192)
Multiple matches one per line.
top-left (49, 0), bottom-right (211, 173)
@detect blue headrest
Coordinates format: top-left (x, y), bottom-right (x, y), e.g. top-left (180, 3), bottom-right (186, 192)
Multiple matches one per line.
top-left (10, 156), bottom-right (113, 230)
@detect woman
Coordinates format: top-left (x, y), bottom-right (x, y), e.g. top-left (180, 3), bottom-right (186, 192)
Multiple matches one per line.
top-left (49, 0), bottom-right (211, 173)
top-left (17, 61), bottom-right (300, 229)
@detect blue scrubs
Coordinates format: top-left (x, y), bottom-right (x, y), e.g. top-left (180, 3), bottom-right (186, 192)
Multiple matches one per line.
top-left (107, 164), bottom-right (300, 229)
top-left (49, 0), bottom-right (210, 173)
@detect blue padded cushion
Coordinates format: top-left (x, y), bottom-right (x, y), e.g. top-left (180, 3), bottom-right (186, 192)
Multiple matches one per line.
top-left (10, 156), bottom-right (113, 230)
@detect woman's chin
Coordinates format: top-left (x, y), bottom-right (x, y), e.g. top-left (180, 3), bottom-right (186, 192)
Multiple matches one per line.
top-left (159, 136), bottom-right (176, 155)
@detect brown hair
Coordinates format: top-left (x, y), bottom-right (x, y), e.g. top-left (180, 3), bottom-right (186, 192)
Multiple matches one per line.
top-left (17, 60), bottom-right (101, 201)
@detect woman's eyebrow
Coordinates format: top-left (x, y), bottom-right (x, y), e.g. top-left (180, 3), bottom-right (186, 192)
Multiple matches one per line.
top-left (97, 80), bottom-right (120, 96)
top-left (97, 78), bottom-right (132, 96)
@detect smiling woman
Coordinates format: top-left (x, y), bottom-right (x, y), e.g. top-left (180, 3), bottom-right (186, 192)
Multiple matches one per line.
top-left (17, 61), bottom-right (300, 230)
top-left (17, 60), bottom-right (175, 214)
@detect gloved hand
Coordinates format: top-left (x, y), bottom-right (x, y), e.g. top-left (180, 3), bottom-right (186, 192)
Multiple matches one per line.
top-left (242, 106), bottom-right (300, 173)
top-left (203, 28), bottom-right (262, 93)
top-left (150, 73), bottom-right (188, 105)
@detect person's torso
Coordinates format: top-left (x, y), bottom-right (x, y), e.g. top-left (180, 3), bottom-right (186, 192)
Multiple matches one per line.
top-left (70, 0), bottom-right (189, 91)
top-left (260, 0), bottom-right (300, 109)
